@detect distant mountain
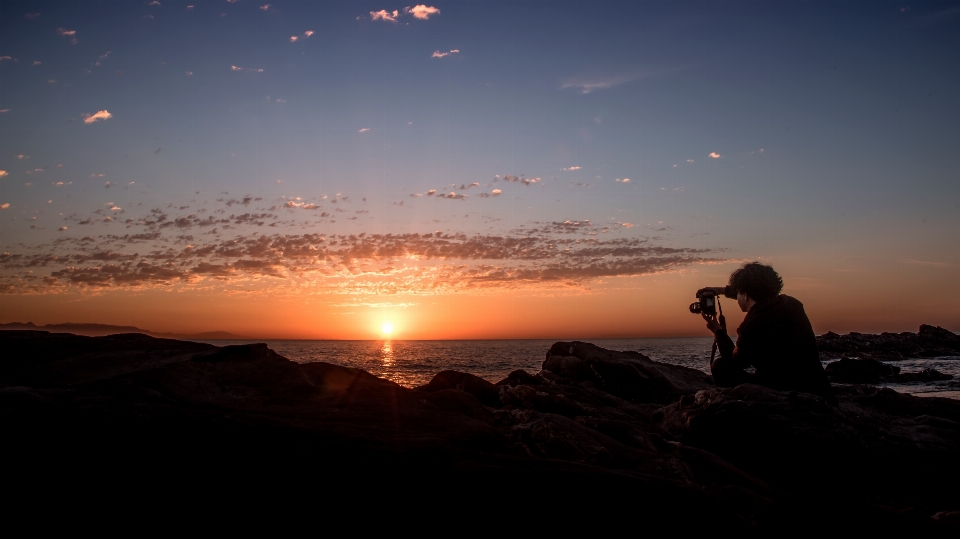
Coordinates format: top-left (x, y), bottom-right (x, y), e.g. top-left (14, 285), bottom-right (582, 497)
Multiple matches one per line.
top-left (0, 322), bottom-right (244, 340)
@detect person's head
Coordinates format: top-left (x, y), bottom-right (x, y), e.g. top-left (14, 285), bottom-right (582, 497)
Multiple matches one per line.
top-left (728, 262), bottom-right (783, 311)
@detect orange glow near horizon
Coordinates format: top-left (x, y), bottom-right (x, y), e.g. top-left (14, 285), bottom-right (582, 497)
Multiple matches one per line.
top-left (2, 254), bottom-right (958, 340)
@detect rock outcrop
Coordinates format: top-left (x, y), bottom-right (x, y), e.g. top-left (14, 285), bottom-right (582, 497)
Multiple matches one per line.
top-left (824, 357), bottom-right (954, 384)
top-left (818, 324), bottom-right (960, 360)
top-left (2, 330), bottom-right (958, 531)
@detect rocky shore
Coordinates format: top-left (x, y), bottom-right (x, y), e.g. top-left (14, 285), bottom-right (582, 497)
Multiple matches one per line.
top-left (817, 324), bottom-right (960, 361)
top-left (2, 330), bottom-right (959, 530)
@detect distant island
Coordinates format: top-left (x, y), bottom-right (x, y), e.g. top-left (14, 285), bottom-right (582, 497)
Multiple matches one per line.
top-left (0, 321), bottom-right (242, 340)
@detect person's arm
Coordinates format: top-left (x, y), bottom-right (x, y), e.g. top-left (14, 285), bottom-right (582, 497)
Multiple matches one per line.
top-left (697, 286), bottom-right (738, 299)
top-left (705, 316), bottom-right (753, 386)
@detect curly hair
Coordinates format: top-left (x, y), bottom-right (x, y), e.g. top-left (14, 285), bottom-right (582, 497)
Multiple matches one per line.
top-left (728, 262), bottom-right (783, 301)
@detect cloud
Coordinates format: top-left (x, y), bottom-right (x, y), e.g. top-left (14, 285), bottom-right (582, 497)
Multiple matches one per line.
top-left (359, 128), bottom-right (370, 133)
top-left (0, 196), bottom-right (727, 294)
top-left (686, 159), bottom-right (695, 163)
top-left (0, 203), bottom-right (9, 210)
top-left (32, 61), bottom-right (41, 66)
top-left (289, 36), bottom-right (298, 42)
top-left (304, 30), bottom-right (314, 37)
top-left (17, 154), bottom-right (28, 160)
top-left (562, 166), bottom-right (581, 171)
top-left (503, 175), bottom-right (541, 186)
top-left (105, 182), bottom-right (114, 188)
top-left (370, 9), bottom-right (399, 22)
top-left (149, 0), bottom-right (161, 5)
top-left (426, 189), bottom-right (436, 196)
top-left (0, 109), bottom-right (9, 113)
top-left (459, 182), bottom-right (480, 190)
top-left (231, 65), bottom-right (264, 73)
top-left (83, 110), bottom-right (113, 124)
top-left (438, 192), bottom-right (467, 200)
top-left (56, 28), bottom-right (78, 44)
top-left (561, 73), bottom-right (644, 94)
top-left (0, 170), bottom-right (7, 177)
top-left (431, 49), bottom-right (460, 58)
top-left (259, 4), bottom-right (271, 11)
top-left (492, 189), bottom-right (502, 196)
top-left (405, 5), bottom-right (440, 19)
top-left (709, 152), bottom-right (721, 159)
top-left (616, 178), bottom-right (630, 183)
top-left (58, 226), bottom-right (68, 231)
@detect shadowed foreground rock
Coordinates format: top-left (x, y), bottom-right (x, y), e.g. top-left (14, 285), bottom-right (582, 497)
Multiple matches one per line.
top-left (2, 332), bottom-right (958, 531)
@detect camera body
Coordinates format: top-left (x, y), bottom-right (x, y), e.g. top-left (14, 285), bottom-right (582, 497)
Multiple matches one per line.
top-left (689, 291), bottom-right (717, 316)
top-left (690, 286), bottom-right (737, 316)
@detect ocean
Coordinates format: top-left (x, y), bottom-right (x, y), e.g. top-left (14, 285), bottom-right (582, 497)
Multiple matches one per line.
top-left (199, 337), bottom-right (960, 400)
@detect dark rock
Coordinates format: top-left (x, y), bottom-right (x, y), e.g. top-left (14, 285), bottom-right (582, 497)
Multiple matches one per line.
top-left (655, 383), bottom-right (960, 512)
top-left (889, 369), bottom-right (954, 383)
top-left (542, 341), bottom-right (714, 404)
top-left (3, 330), bottom-right (959, 530)
top-left (818, 325), bottom-right (960, 360)
top-left (417, 369), bottom-right (501, 407)
top-left (825, 357), bottom-right (900, 383)
top-left (496, 369), bottom-right (543, 387)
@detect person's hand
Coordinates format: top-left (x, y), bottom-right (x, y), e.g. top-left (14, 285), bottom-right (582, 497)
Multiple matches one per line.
top-left (702, 312), bottom-right (723, 333)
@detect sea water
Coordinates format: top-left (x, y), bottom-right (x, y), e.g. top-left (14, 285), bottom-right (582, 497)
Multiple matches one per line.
top-left (198, 337), bottom-right (960, 399)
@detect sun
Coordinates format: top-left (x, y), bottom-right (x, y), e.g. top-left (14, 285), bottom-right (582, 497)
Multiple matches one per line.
top-left (381, 322), bottom-right (394, 335)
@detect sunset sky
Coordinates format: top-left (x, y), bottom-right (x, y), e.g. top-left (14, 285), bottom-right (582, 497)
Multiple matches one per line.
top-left (1, 1), bottom-right (959, 339)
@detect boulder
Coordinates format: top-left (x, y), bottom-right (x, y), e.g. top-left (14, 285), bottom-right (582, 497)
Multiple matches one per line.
top-left (416, 369), bottom-right (501, 407)
top-left (541, 341), bottom-right (714, 404)
top-left (818, 325), bottom-right (960, 360)
top-left (824, 357), bottom-right (900, 383)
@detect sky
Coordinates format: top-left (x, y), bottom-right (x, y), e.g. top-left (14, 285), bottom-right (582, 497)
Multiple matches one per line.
top-left (1, 0), bottom-right (959, 339)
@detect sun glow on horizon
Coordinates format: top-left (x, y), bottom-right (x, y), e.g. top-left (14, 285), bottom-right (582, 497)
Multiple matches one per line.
top-left (381, 322), bottom-right (394, 336)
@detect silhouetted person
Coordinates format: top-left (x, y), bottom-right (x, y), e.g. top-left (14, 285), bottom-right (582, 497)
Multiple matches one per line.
top-left (700, 262), bottom-right (835, 403)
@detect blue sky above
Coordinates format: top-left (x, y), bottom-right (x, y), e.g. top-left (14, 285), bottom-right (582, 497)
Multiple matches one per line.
top-left (1, 1), bottom-right (959, 335)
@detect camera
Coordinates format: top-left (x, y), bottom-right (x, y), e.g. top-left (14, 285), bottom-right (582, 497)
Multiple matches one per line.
top-left (689, 291), bottom-right (717, 316)
top-left (690, 286), bottom-right (737, 316)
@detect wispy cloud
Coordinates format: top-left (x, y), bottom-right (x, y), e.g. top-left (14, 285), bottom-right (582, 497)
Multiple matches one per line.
top-left (304, 30), bottom-right (314, 37)
top-left (0, 203), bottom-right (9, 209)
top-left (503, 174), bottom-right (541, 186)
top-left (259, 4), bottom-right (271, 11)
top-left (230, 65), bottom-right (263, 73)
top-left (83, 110), bottom-right (113, 124)
top-left (562, 166), bottom-right (581, 171)
top-left (561, 73), bottom-right (643, 94)
top-left (0, 170), bottom-right (8, 177)
top-left (56, 27), bottom-right (78, 45)
top-left (431, 49), bottom-right (460, 58)
top-left (708, 152), bottom-right (721, 159)
top-left (359, 127), bottom-right (370, 133)
top-left (616, 178), bottom-right (630, 183)
top-left (405, 5), bottom-right (440, 20)
top-left (370, 9), bottom-right (399, 22)
top-left (289, 36), bottom-right (298, 42)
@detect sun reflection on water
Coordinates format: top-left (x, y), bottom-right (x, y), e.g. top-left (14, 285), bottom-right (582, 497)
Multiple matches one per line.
top-left (380, 340), bottom-right (393, 366)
